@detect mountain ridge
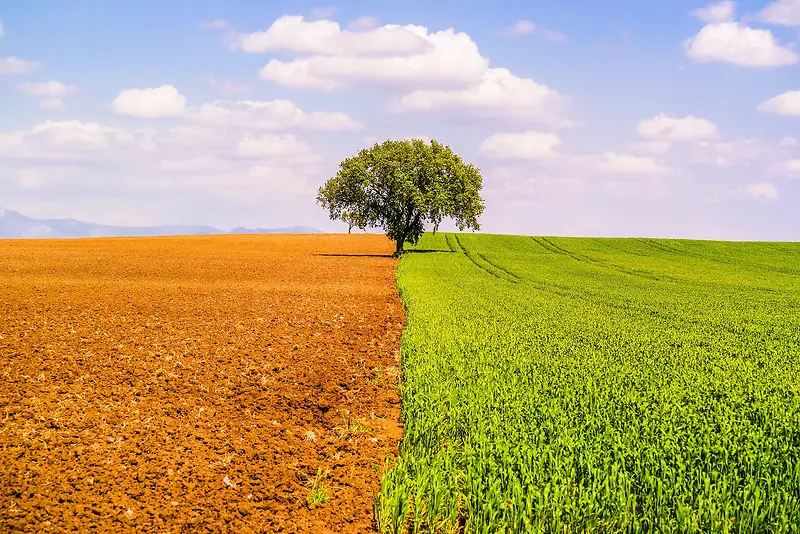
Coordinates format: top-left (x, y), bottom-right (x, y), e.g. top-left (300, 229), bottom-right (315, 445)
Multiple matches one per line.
top-left (0, 208), bottom-right (322, 238)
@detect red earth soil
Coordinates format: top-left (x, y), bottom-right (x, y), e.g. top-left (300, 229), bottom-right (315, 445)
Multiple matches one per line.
top-left (0, 235), bottom-right (405, 533)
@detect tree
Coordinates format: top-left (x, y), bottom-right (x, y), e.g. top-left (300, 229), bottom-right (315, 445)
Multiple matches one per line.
top-left (316, 139), bottom-right (485, 255)
top-left (342, 211), bottom-right (360, 234)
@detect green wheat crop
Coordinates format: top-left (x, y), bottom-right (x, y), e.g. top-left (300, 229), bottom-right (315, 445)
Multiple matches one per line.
top-left (377, 234), bottom-right (800, 533)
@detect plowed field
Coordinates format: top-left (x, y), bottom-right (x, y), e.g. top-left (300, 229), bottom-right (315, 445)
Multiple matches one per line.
top-left (0, 234), bottom-right (404, 533)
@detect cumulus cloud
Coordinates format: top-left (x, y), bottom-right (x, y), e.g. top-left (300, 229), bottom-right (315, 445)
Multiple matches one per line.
top-left (743, 182), bottom-right (779, 198)
top-left (479, 131), bottom-right (562, 159)
top-left (17, 80), bottom-right (77, 97)
top-left (596, 152), bottom-right (669, 175)
top-left (631, 141), bottom-right (673, 155)
top-left (0, 118), bottom-right (325, 223)
top-left (235, 15), bottom-right (571, 127)
top-left (758, 0), bottom-right (800, 26)
top-left (0, 121), bottom-right (158, 163)
top-left (303, 111), bottom-right (363, 132)
top-left (107, 90), bottom-right (361, 134)
top-left (234, 133), bottom-right (316, 159)
top-left (206, 76), bottom-right (250, 95)
top-left (187, 99), bottom-right (362, 132)
top-left (758, 90), bottom-right (800, 116)
top-left (637, 114), bottom-right (719, 141)
top-left (690, 1), bottom-right (735, 22)
top-left (253, 20), bottom-right (487, 90)
top-left (112, 85), bottom-right (188, 118)
top-left (347, 16), bottom-right (379, 31)
top-left (779, 135), bottom-right (798, 147)
top-left (784, 158), bottom-right (800, 171)
top-left (391, 68), bottom-right (572, 127)
top-left (684, 22), bottom-right (798, 67)
top-left (658, 138), bottom-right (767, 169)
top-left (17, 81), bottom-right (78, 109)
top-left (0, 56), bottom-right (41, 75)
top-left (238, 15), bottom-right (431, 57)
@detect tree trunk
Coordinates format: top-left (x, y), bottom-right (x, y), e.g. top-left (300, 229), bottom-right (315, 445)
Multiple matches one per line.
top-left (394, 238), bottom-right (404, 256)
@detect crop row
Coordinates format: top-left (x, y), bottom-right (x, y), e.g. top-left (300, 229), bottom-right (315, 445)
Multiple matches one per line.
top-left (377, 233), bottom-right (800, 533)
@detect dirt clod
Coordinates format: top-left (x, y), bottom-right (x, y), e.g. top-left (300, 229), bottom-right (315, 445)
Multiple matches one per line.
top-left (0, 234), bottom-right (404, 533)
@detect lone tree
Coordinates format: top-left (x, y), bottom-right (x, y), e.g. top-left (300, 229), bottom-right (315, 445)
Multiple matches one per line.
top-left (342, 211), bottom-right (358, 234)
top-left (317, 139), bottom-right (485, 255)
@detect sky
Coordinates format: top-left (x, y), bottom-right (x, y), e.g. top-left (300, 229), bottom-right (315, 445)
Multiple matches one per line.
top-left (1, 0), bottom-right (800, 239)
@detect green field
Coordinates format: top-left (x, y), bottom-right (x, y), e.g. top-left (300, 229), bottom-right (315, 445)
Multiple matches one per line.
top-left (376, 234), bottom-right (800, 533)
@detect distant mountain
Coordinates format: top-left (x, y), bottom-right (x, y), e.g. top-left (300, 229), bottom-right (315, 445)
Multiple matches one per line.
top-left (229, 226), bottom-right (321, 235)
top-left (0, 208), bottom-right (322, 238)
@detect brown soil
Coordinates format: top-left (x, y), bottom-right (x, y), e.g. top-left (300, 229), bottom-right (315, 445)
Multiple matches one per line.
top-left (0, 235), bottom-right (404, 533)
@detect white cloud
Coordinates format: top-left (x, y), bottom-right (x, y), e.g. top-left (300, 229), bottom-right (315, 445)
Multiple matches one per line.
top-left (256, 22), bottom-right (487, 91)
top-left (17, 81), bottom-right (78, 109)
top-left (504, 20), bottom-right (536, 36)
top-left (631, 141), bottom-right (673, 154)
top-left (690, 1), bottom-right (735, 22)
top-left (743, 182), bottom-right (779, 198)
top-left (206, 76), bottom-right (250, 95)
top-left (779, 135), bottom-right (798, 147)
top-left (479, 131), bottom-right (562, 159)
top-left (0, 118), bottom-right (325, 214)
top-left (502, 19), bottom-right (566, 41)
top-left (199, 20), bottom-right (229, 30)
top-left (188, 99), bottom-right (362, 132)
top-left (0, 121), bottom-right (141, 160)
top-left (758, 90), bottom-right (800, 116)
top-left (684, 22), bottom-right (798, 67)
top-left (668, 138), bottom-right (766, 168)
top-left (111, 85), bottom-right (188, 118)
top-left (392, 68), bottom-right (572, 127)
top-left (537, 28), bottom-right (568, 43)
top-left (234, 133), bottom-right (315, 159)
top-left (29, 121), bottom-right (118, 151)
top-left (309, 7), bottom-right (336, 20)
top-left (597, 152), bottom-right (669, 175)
top-left (303, 111), bottom-right (363, 132)
top-left (637, 114), bottom-right (719, 141)
top-left (39, 98), bottom-right (65, 110)
top-left (784, 158), bottom-right (800, 171)
top-left (0, 56), bottom-right (41, 75)
top-left (241, 16), bottom-right (570, 128)
top-left (238, 15), bottom-right (431, 57)
top-left (0, 19), bottom-right (4, 37)
top-left (347, 16), bottom-right (379, 31)
top-left (701, 139), bottom-right (763, 167)
top-left (156, 156), bottom-right (235, 173)
top-left (758, 0), bottom-right (800, 26)
top-left (17, 80), bottom-right (78, 98)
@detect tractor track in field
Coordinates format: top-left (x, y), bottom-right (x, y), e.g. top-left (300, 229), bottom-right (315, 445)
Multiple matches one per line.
top-left (535, 236), bottom-right (668, 282)
top-left (447, 234), bottom-right (518, 284)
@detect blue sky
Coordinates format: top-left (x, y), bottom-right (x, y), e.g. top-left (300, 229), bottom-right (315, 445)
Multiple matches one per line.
top-left (1, 0), bottom-right (800, 239)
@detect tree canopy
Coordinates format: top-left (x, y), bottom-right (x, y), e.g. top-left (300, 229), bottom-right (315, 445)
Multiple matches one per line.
top-left (316, 139), bottom-right (485, 255)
